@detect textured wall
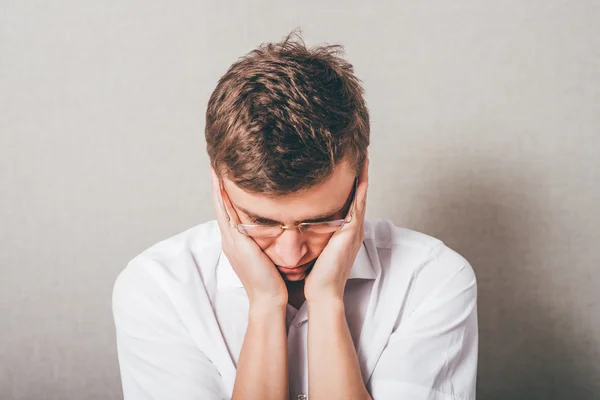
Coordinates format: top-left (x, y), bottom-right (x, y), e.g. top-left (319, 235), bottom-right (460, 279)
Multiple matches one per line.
top-left (1, 1), bottom-right (599, 399)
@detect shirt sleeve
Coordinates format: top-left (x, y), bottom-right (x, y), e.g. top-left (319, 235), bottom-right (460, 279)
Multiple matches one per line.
top-left (112, 261), bottom-right (229, 400)
top-left (368, 256), bottom-right (479, 400)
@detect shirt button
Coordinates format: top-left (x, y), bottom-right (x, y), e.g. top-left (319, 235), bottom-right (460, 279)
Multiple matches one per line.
top-left (297, 393), bottom-right (307, 400)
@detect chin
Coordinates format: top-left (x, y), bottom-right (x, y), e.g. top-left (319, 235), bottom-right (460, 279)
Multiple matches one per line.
top-left (282, 273), bottom-right (307, 282)
top-left (280, 263), bottom-right (315, 282)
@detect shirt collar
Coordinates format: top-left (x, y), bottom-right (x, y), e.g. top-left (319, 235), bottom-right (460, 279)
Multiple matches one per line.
top-left (216, 242), bottom-right (376, 291)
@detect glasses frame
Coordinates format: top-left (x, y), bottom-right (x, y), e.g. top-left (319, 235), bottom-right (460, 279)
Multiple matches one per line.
top-left (220, 177), bottom-right (359, 237)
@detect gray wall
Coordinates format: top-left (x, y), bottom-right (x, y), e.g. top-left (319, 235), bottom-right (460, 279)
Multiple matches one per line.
top-left (1, 1), bottom-right (599, 399)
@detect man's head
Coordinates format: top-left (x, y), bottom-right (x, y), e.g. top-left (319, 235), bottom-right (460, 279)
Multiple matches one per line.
top-left (205, 30), bottom-right (370, 281)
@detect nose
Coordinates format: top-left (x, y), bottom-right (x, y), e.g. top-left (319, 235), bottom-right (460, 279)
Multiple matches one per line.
top-left (272, 229), bottom-right (308, 267)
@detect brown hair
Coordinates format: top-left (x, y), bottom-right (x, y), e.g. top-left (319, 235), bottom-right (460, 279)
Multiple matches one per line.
top-left (205, 29), bottom-right (370, 197)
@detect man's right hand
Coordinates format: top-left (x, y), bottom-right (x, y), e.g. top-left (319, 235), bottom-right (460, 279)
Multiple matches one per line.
top-left (210, 167), bottom-right (288, 308)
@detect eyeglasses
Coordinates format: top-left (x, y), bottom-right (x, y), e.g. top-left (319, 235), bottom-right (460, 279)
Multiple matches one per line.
top-left (220, 177), bottom-right (358, 239)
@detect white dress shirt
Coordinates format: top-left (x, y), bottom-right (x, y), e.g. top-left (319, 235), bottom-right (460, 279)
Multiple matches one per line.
top-left (113, 218), bottom-right (478, 400)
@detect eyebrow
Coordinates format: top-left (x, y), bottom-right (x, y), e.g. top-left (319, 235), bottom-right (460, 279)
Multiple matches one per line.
top-left (236, 203), bottom-right (347, 225)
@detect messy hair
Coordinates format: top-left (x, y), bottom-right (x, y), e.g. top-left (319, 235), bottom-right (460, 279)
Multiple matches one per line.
top-left (205, 29), bottom-right (370, 197)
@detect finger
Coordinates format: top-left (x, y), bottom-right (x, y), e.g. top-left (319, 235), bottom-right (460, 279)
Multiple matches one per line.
top-left (209, 167), bottom-right (231, 233)
top-left (219, 179), bottom-right (243, 226)
top-left (342, 158), bottom-right (368, 225)
top-left (355, 157), bottom-right (369, 216)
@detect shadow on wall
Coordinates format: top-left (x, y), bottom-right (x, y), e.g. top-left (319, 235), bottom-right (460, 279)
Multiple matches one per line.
top-left (399, 157), bottom-right (597, 400)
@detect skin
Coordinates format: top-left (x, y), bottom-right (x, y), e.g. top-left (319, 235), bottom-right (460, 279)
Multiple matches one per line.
top-left (220, 159), bottom-right (357, 303)
top-left (210, 156), bottom-right (372, 400)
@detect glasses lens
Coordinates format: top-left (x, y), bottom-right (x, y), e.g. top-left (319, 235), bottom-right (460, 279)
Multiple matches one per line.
top-left (299, 220), bottom-right (345, 235)
top-left (238, 224), bottom-right (283, 238)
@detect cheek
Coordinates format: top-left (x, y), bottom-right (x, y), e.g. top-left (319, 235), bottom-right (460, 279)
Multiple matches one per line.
top-left (306, 233), bottom-right (334, 252)
top-left (252, 237), bottom-right (274, 250)
top-left (304, 237), bottom-right (330, 258)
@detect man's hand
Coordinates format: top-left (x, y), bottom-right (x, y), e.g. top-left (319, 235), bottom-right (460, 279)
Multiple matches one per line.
top-left (304, 156), bottom-right (372, 400)
top-left (211, 167), bottom-right (289, 400)
top-left (304, 157), bottom-right (369, 303)
top-left (210, 167), bottom-right (288, 308)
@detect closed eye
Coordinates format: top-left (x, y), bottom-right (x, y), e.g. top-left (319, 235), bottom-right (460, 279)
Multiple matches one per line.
top-left (303, 215), bottom-right (339, 224)
top-left (240, 197), bottom-right (350, 225)
top-left (250, 215), bottom-right (338, 225)
top-left (250, 218), bottom-right (280, 225)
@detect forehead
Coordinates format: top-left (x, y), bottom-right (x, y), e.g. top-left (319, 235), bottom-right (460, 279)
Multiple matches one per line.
top-left (222, 163), bottom-right (355, 223)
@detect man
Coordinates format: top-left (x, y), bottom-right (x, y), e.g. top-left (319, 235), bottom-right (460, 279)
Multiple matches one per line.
top-left (113, 31), bottom-right (478, 400)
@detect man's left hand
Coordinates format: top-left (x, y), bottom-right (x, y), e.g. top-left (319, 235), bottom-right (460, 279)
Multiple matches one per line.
top-left (304, 156), bottom-right (369, 303)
